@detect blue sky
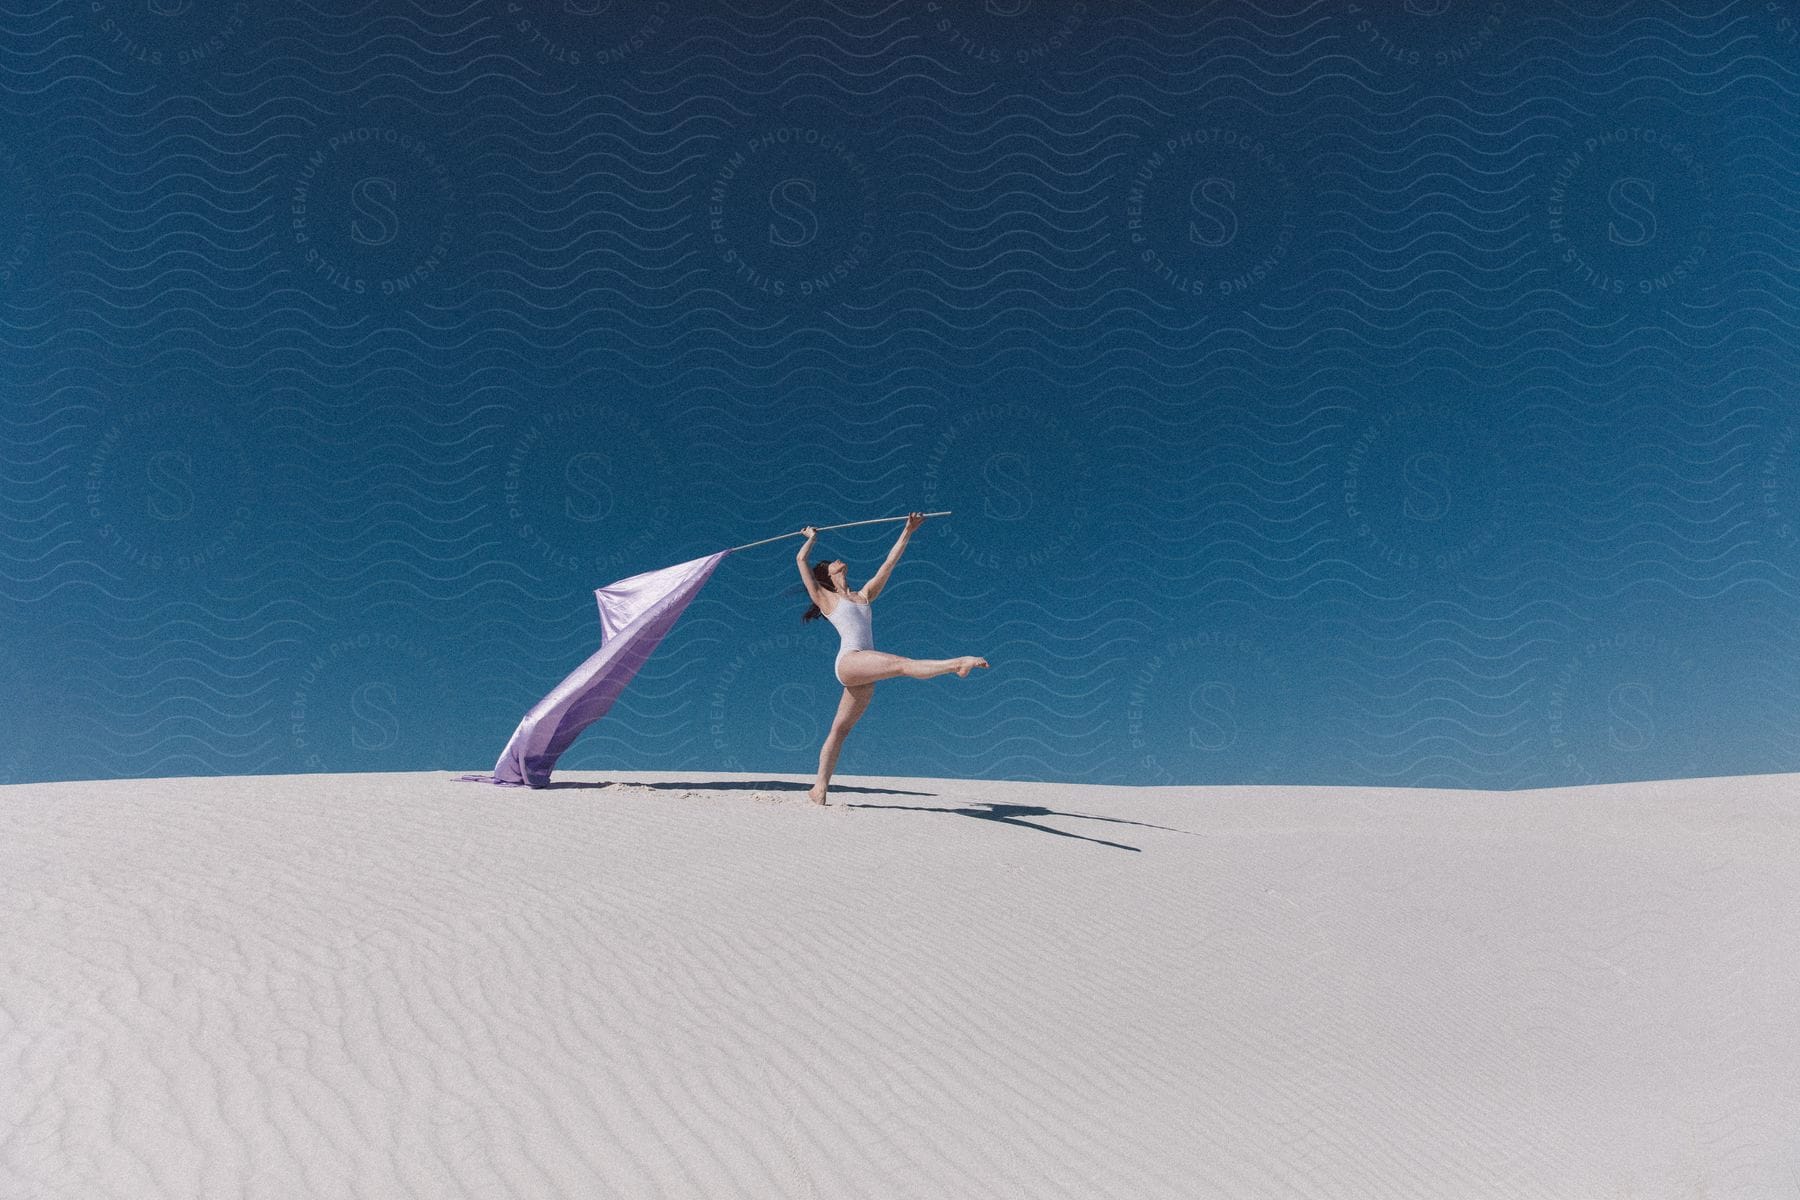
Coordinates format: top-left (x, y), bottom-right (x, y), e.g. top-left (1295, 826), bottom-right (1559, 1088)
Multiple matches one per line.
top-left (2, 1), bottom-right (1796, 787)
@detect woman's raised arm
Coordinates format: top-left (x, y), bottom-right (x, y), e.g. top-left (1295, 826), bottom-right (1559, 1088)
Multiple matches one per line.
top-left (796, 526), bottom-right (823, 604)
top-left (862, 512), bottom-right (925, 601)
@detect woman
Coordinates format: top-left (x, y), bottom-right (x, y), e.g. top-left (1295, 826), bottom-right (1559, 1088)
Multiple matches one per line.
top-left (797, 512), bottom-right (989, 805)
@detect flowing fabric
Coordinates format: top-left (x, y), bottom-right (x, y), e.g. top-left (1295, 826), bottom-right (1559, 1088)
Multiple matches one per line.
top-left (486, 550), bottom-right (729, 788)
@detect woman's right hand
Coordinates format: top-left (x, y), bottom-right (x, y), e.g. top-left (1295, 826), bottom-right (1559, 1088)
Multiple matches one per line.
top-left (800, 525), bottom-right (817, 542)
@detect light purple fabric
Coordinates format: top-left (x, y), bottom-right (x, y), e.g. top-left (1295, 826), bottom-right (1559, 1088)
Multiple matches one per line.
top-left (488, 550), bottom-right (730, 788)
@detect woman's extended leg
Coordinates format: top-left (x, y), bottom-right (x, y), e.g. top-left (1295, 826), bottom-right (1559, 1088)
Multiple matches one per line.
top-left (810, 683), bottom-right (875, 804)
top-left (833, 650), bottom-right (988, 689)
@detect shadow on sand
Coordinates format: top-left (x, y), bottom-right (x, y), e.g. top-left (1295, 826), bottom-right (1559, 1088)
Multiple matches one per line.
top-left (530, 779), bottom-right (1196, 851)
top-left (541, 778), bottom-right (936, 798)
top-left (846, 799), bottom-right (1201, 852)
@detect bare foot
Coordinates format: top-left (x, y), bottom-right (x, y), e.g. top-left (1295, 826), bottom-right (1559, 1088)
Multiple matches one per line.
top-left (955, 657), bottom-right (989, 677)
top-left (808, 784), bottom-right (829, 805)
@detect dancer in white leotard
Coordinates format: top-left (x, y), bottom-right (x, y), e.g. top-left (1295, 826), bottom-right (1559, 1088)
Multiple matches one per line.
top-left (797, 513), bottom-right (989, 805)
top-left (823, 587), bottom-right (875, 686)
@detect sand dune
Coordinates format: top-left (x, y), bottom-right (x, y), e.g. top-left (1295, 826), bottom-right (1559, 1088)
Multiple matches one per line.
top-left (3, 770), bottom-right (1797, 1198)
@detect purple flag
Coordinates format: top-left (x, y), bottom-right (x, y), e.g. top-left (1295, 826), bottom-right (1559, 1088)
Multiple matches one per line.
top-left (486, 550), bottom-right (730, 788)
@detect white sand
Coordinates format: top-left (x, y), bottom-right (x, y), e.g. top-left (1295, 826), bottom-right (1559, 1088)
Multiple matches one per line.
top-left (3, 769), bottom-right (1797, 1198)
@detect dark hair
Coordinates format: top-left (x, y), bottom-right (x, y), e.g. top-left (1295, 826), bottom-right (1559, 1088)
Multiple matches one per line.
top-left (801, 559), bottom-right (838, 622)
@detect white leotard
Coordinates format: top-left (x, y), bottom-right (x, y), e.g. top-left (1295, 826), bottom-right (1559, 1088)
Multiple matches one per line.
top-left (823, 595), bottom-right (874, 685)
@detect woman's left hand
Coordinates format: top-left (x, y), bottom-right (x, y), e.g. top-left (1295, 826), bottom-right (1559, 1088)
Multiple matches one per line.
top-left (904, 511), bottom-right (925, 532)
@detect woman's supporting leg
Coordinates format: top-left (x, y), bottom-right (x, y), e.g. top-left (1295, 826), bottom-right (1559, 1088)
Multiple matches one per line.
top-left (810, 683), bottom-right (875, 804)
